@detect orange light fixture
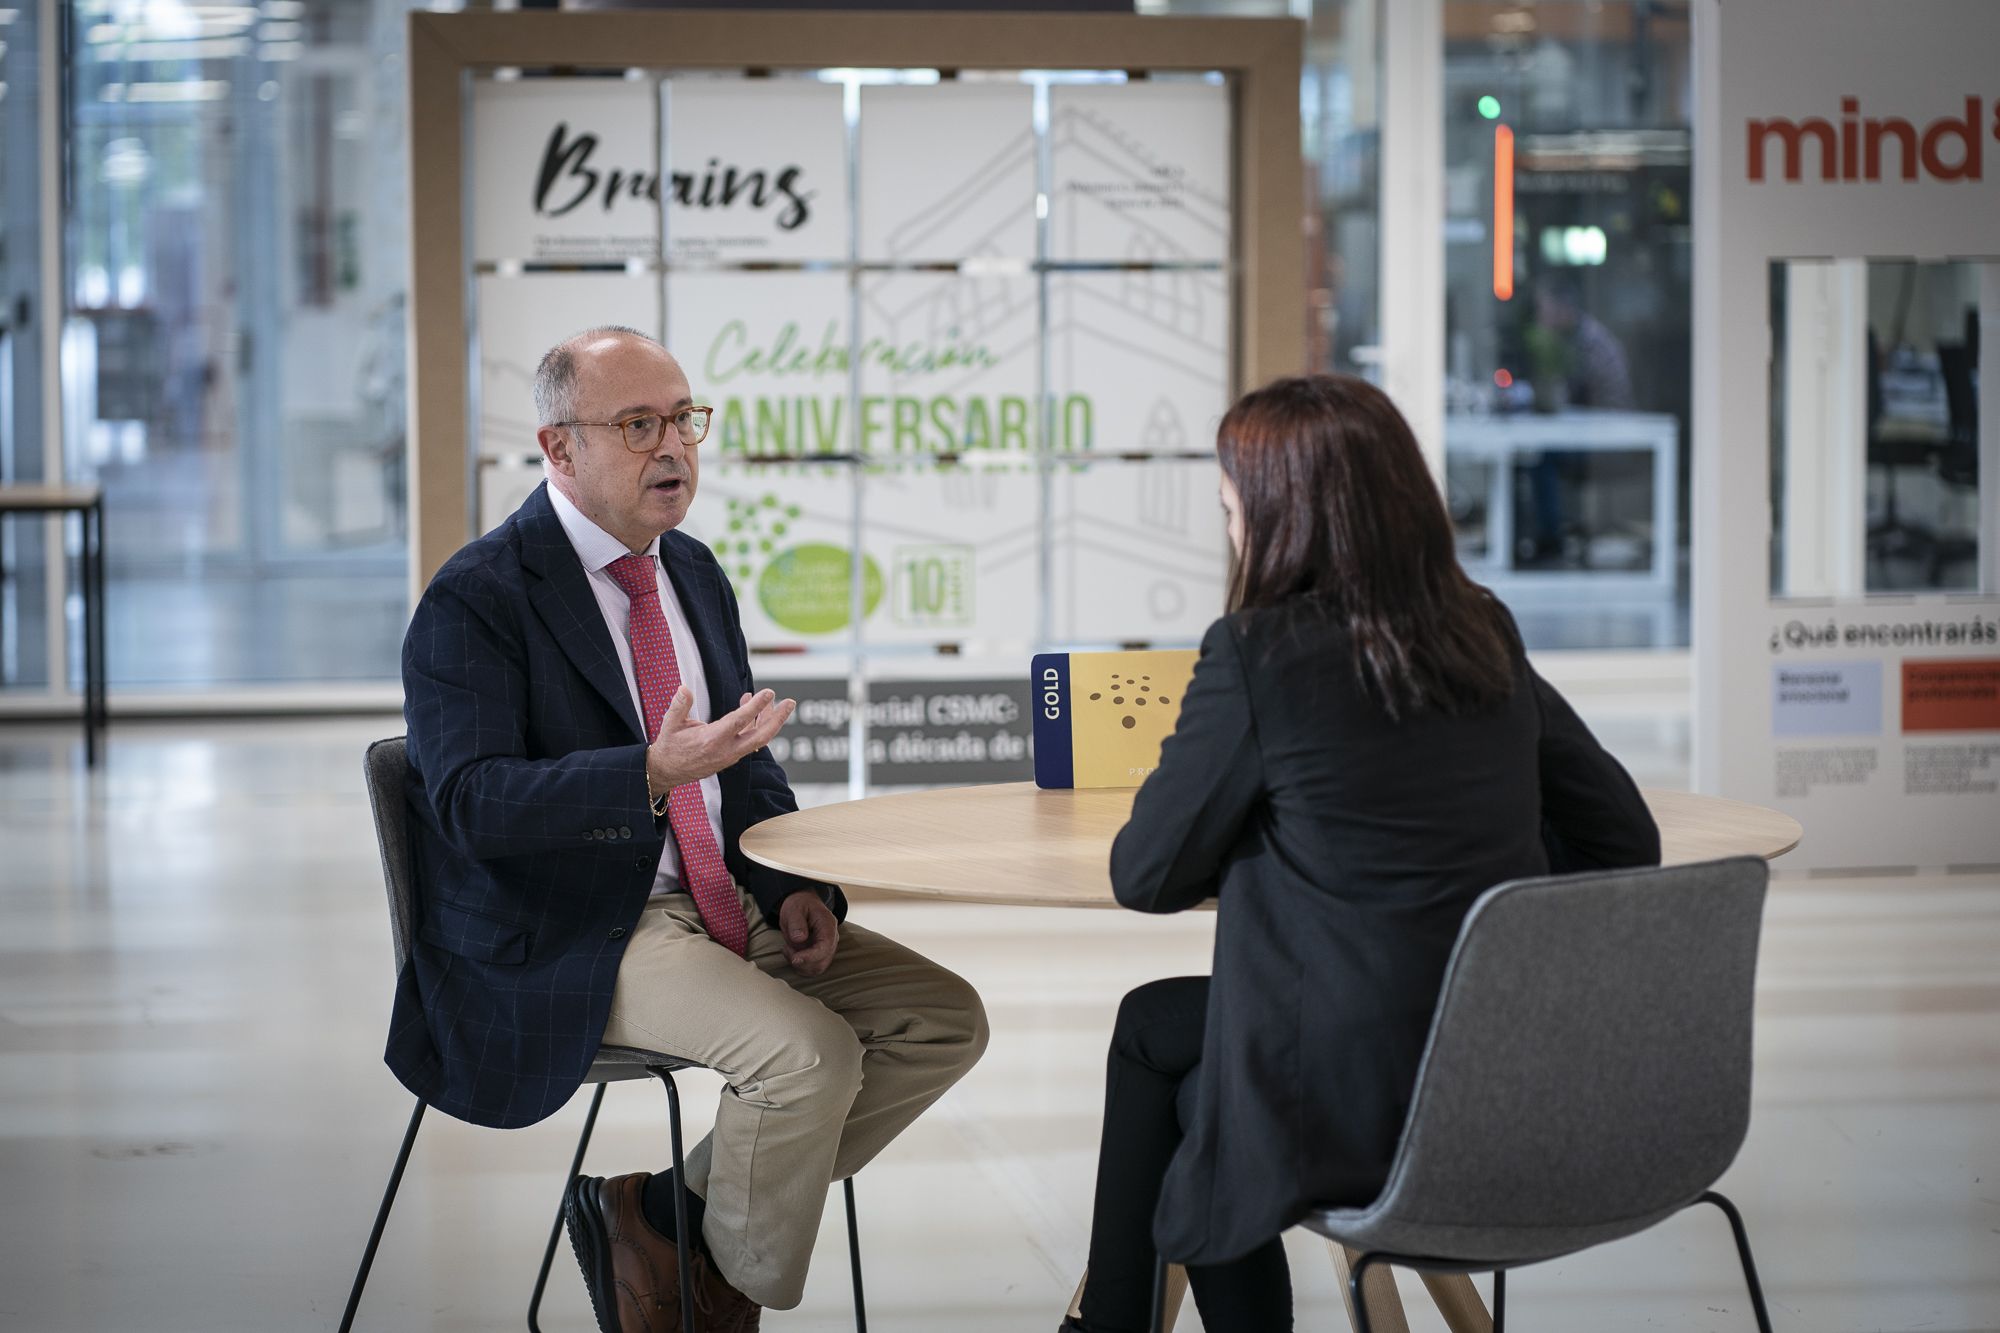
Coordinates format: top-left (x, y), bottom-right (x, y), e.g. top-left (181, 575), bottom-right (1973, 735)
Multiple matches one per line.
top-left (1493, 124), bottom-right (1515, 301)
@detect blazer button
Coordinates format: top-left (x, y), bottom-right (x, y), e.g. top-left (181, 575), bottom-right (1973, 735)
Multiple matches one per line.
top-left (633, 854), bottom-right (651, 871)
top-left (593, 828), bottom-right (606, 839)
top-left (618, 826), bottom-right (633, 839)
top-left (608, 926), bottom-right (627, 940)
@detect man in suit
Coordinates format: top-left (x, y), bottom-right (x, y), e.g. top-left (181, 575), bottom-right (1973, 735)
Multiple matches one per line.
top-left (391, 326), bottom-right (988, 1331)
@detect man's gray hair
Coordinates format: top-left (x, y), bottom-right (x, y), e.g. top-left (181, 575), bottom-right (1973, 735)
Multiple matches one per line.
top-left (532, 325), bottom-right (665, 428)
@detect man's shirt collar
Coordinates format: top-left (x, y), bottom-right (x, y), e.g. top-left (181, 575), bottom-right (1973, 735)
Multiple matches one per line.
top-left (546, 480), bottom-right (661, 575)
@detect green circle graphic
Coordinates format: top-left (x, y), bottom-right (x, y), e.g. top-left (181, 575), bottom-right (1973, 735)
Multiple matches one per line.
top-left (757, 544), bottom-right (884, 635)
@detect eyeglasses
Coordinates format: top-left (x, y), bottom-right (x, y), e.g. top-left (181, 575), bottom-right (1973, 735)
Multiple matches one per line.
top-left (553, 406), bottom-right (713, 453)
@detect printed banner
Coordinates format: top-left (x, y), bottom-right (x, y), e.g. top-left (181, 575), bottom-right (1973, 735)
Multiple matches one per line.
top-left (1903, 658), bottom-right (2000, 733)
top-left (1695, 0), bottom-right (2000, 869)
top-left (1049, 270), bottom-right (1229, 455)
top-left (669, 271), bottom-right (854, 456)
top-left (664, 79), bottom-right (848, 263)
top-left (1770, 660), bottom-right (1884, 737)
top-left (857, 272), bottom-right (1042, 455)
top-left (1049, 82), bottom-right (1231, 264)
top-left (472, 79), bottom-right (660, 263)
top-left (476, 273), bottom-right (662, 460)
top-left (858, 84), bottom-right (1037, 263)
top-left (678, 462), bottom-right (1041, 647)
top-left (758, 677), bottom-right (1035, 786)
top-left (1050, 458), bottom-right (1230, 643)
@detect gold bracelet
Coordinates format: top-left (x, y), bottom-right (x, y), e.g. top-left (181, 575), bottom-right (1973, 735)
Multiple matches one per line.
top-left (645, 767), bottom-right (670, 818)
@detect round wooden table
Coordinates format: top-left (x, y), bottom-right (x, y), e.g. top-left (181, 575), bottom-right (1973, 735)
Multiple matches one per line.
top-left (740, 783), bottom-right (1802, 906)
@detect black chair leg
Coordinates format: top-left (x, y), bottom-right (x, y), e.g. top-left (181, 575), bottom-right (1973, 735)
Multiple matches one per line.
top-left (1493, 1267), bottom-right (1505, 1333)
top-left (528, 1083), bottom-right (609, 1333)
top-left (1346, 1252), bottom-right (1383, 1333)
top-left (338, 1098), bottom-right (428, 1333)
top-left (1700, 1190), bottom-right (1775, 1333)
top-left (843, 1175), bottom-right (868, 1331)
top-left (1148, 1252), bottom-right (1170, 1333)
top-left (652, 1068), bottom-right (699, 1333)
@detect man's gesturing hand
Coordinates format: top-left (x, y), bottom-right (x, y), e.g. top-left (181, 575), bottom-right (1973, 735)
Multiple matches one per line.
top-left (778, 890), bottom-right (840, 976)
top-left (646, 686), bottom-right (795, 794)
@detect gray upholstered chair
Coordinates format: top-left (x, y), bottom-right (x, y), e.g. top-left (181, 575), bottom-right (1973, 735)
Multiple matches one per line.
top-left (341, 737), bottom-right (868, 1332)
top-left (1151, 857), bottom-right (1775, 1332)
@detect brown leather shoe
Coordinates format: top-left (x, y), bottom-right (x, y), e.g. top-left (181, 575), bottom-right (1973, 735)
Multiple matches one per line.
top-left (564, 1173), bottom-right (695, 1333)
top-left (695, 1255), bottom-right (763, 1333)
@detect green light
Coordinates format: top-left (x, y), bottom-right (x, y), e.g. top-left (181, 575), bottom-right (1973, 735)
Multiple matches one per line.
top-left (1477, 95), bottom-right (1502, 120)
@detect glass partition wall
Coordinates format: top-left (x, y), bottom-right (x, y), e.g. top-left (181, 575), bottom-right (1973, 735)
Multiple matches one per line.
top-left (1771, 258), bottom-right (1992, 601)
top-left (1, 0), bottom-right (53, 691)
top-left (1439, 0), bottom-right (1694, 649)
top-left (40, 0), bottom-right (435, 691)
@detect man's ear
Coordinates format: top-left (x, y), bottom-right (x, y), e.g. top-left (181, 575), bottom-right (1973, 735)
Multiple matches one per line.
top-left (536, 425), bottom-right (577, 476)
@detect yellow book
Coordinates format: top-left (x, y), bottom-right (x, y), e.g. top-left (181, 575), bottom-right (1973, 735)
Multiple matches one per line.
top-left (1031, 649), bottom-right (1199, 788)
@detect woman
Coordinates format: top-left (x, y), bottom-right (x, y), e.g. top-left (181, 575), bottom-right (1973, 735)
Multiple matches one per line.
top-left (1061, 375), bottom-right (1660, 1333)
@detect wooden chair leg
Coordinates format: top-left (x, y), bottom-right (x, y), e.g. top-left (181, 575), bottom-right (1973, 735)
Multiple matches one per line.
top-left (1160, 1264), bottom-right (1188, 1329)
top-left (1417, 1273), bottom-right (1493, 1333)
top-left (1067, 1263), bottom-right (1190, 1331)
top-left (1328, 1242), bottom-right (1411, 1333)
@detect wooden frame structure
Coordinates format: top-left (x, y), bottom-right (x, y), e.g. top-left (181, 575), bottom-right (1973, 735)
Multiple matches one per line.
top-left (405, 9), bottom-right (1305, 591)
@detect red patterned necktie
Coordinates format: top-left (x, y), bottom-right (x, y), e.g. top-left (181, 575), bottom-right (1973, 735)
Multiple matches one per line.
top-left (606, 553), bottom-right (750, 958)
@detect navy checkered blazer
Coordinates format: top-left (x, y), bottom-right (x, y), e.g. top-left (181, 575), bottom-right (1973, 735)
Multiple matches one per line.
top-left (387, 481), bottom-right (844, 1130)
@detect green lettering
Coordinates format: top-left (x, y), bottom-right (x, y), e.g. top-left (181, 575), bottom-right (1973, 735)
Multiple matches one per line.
top-left (809, 396), bottom-right (844, 453)
top-left (860, 396), bottom-right (887, 454)
top-left (927, 396), bottom-right (957, 451)
top-left (814, 322), bottom-right (847, 376)
top-left (754, 397), bottom-right (792, 455)
top-left (1063, 394), bottom-right (1093, 451)
top-left (962, 397), bottom-right (992, 450)
top-left (767, 322), bottom-right (801, 377)
top-left (706, 321), bottom-right (751, 385)
top-left (718, 398), bottom-right (749, 453)
top-left (998, 395), bottom-right (1029, 451)
top-left (893, 397), bottom-right (924, 453)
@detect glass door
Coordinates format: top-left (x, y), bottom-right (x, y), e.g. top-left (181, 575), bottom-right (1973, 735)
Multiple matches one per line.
top-left (61, 0), bottom-right (415, 688)
top-left (1439, 0), bottom-right (1694, 650)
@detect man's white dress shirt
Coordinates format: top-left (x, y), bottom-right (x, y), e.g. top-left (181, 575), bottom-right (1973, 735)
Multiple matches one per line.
top-left (548, 482), bottom-right (728, 901)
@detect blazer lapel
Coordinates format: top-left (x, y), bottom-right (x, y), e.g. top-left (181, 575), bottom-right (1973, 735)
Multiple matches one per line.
top-left (660, 532), bottom-right (741, 715)
top-left (517, 484), bottom-right (645, 742)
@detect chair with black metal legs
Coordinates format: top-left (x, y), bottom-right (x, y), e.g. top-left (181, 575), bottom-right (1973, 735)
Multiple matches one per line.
top-left (342, 737), bottom-right (868, 1332)
top-left (1147, 857), bottom-right (1776, 1333)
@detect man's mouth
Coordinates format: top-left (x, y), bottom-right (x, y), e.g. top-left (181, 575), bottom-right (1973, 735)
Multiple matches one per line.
top-left (650, 478), bottom-right (684, 494)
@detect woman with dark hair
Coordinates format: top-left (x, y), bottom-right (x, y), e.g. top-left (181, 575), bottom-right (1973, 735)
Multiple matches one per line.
top-left (1060, 374), bottom-right (1661, 1333)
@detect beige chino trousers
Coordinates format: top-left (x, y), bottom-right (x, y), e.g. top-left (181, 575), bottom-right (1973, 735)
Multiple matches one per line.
top-left (598, 882), bottom-right (988, 1310)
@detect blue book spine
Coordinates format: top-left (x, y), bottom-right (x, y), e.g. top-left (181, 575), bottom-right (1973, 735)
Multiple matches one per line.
top-left (1031, 652), bottom-right (1073, 789)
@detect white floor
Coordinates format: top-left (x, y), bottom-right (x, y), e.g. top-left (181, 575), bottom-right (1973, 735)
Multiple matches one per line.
top-left (1, 716), bottom-right (1996, 1332)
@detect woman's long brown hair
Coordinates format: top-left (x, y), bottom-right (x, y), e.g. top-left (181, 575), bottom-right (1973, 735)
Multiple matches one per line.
top-left (1217, 374), bottom-right (1516, 720)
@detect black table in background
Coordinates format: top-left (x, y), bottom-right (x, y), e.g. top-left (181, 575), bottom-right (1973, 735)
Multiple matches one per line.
top-left (0, 484), bottom-right (107, 766)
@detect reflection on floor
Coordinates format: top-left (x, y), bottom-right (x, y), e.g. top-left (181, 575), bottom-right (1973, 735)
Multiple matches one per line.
top-left (0, 717), bottom-right (1994, 1332)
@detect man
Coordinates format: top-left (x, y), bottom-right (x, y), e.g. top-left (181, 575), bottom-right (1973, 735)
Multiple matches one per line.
top-left (389, 326), bottom-right (988, 1331)
top-left (1531, 271), bottom-right (1634, 412)
top-left (1524, 272), bottom-right (1637, 562)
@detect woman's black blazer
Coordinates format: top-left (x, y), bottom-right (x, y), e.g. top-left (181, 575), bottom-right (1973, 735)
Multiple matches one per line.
top-left (1111, 598), bottom-right (1661, 1266)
